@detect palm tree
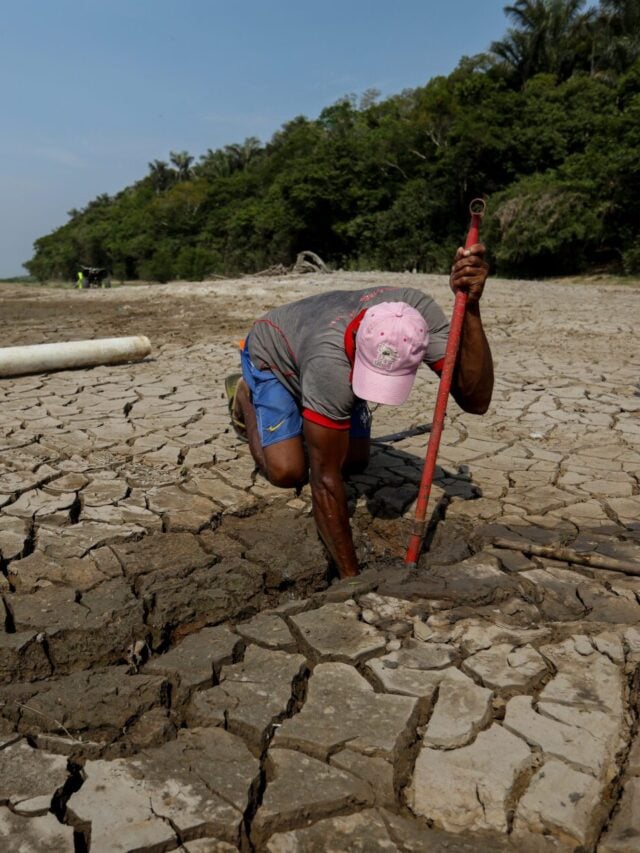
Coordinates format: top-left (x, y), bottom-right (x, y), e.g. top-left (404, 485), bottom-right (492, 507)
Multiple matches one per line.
top-left (196, 137), bottom-right (262, 179)
top-left (228, 136), bottom-right (263, 170)
top-left (595, 0), bottom-right (640, 74)
top-left (148, 159), bottom-right (173, 193)
top-left (491, 0), bottom-right (593, 85)
top-left (169, 150), bottom-right (194, 181)
top-left (197, 148), bottom-right (232, 179)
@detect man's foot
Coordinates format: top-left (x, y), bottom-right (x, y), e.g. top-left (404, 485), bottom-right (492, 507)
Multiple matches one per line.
top-left (224, 373), bottom-right (248, 442)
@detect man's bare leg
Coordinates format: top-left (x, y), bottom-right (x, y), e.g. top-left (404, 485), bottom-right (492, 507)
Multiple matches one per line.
top-left (233, 378), bottom-right (266, 473)
top-left (233, 378), bottom-right (307, 488)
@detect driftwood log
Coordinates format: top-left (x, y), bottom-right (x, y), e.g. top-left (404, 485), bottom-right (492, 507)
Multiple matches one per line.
top-left (292, 251), bottom-right (329, 274)
top-left (248, 252), bottom-right (330, 278)
top-left (492, 537), bottom-right (640, 577)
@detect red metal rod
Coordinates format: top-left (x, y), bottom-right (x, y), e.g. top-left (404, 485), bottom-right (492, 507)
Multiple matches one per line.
top-left (405, 198), bottom-right (486, 567)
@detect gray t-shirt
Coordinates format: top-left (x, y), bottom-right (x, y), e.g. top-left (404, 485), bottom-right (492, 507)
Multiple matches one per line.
top-left (247, 286), bottom-right (449, 424)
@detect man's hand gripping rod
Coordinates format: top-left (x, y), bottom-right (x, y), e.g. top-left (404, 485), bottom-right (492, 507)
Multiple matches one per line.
top-left (405, 198), bottom-right (486, 568)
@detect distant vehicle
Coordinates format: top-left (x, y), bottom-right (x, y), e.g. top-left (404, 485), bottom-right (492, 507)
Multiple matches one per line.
top-left (78, 266), bottom-right (111, 289)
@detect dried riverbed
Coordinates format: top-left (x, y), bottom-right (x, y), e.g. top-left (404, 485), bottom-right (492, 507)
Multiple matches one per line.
top-left (0, 272), bottom-right (639, 851)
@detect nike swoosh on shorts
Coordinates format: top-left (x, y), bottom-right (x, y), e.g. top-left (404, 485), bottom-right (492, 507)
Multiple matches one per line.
top-left (267, 419), bottom-right (286, 432)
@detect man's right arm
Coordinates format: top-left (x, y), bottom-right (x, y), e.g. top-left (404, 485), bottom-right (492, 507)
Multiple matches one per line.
top-left (303, 420), bottom-right (359, 578)
top-left (449, 243), bottom-right (494, 414)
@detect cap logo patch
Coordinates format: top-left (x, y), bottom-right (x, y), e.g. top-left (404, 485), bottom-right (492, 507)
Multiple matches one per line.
top-left (374, 342), bottom-right (398, 370)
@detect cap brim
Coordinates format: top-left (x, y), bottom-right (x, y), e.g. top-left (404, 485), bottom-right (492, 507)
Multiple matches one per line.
top-left (352, 354), bottom-right (417, 405)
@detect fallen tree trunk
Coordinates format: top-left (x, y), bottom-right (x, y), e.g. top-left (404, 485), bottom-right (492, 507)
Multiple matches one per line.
top-left (492, 537), bottom-right (640, 577)
top-left (293, 251), bottom-right (329, 274)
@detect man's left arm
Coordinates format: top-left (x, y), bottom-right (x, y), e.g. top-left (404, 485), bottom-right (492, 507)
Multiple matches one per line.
top-left (303, 420), bottom-right (360, 578)
top-left (448, 243), bottom-right (494, 414)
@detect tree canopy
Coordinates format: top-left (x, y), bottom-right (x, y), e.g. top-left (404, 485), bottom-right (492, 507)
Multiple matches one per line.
top-left (26, 0), bottom-right (640, 282)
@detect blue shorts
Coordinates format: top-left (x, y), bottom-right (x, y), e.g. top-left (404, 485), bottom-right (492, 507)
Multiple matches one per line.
top-left (240, 342), bottom-right (371, 448)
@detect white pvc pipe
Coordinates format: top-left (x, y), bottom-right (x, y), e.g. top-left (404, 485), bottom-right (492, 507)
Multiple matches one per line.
top-left (0, 336), bottom-right (152, 377)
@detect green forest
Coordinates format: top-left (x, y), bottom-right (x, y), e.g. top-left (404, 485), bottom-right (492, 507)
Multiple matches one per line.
top-left (26, 0), bottom-right (640, 282)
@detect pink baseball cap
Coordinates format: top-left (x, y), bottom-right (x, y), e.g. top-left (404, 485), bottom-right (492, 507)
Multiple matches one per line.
top-left (352, 302), bottom-right (429, 405)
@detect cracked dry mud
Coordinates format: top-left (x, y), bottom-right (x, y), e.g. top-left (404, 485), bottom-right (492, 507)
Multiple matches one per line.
top-left (0, 271), bottom-right (639, 852)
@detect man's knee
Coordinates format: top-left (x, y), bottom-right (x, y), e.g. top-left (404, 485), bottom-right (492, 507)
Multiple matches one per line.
top-left (263, 438), bottom-right (307, 488)
top-left (265, 458), bottom-right (307, 488)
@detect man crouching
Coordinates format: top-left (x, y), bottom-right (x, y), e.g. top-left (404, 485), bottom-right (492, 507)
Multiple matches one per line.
top-left (226, 244), bottom-right (493, 578)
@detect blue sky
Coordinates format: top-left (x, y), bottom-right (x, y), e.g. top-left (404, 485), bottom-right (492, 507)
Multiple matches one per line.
top-left (1, 0), bottom-right (513, 276)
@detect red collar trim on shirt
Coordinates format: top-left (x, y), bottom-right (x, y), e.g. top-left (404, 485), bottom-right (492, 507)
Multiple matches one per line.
top-left (343, 309), bottom-right (367, 370)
